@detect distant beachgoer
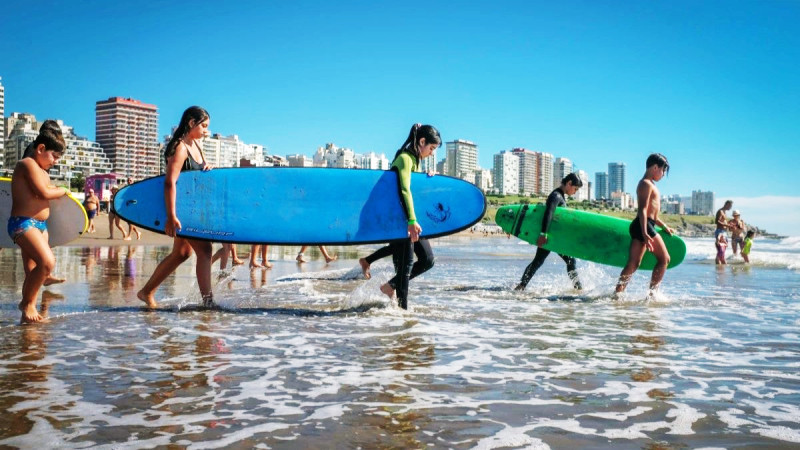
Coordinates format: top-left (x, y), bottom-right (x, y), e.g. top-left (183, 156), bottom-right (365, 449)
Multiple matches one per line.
top-left (715, 232), bottom-right (728, 265)
top-left (378, 123), bottom-right (439, 309)
top-left (715, 200), bottom-right (733, 239)
top-left (122, 177), bottom-right (142, 241)
top-left (107, 186), bottom-right (128, 239)
top-left (84, 188), bottom-right (100, 233)
top-left (728, 210), bottom-right (746, 255)
top-left (741, 230), bottom-right (755, 264)
top-left (212, 243), bottom-right (244, 270)
top-left (515, 173), bottom-right (583, 292)
top-left (8, 123), bottom-right (69, 323)
top-left (297, 245), bottom-right (337, 264)
top-left (250, 244), bottom-right (273, 268)
top-left (616, 153), bottom-right (674, 296)
top-left (137, 106), bottom-right (214, 309)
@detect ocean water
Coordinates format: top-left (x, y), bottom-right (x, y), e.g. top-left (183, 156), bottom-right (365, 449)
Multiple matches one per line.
top-left (0, 236), bottom-right (798, 448)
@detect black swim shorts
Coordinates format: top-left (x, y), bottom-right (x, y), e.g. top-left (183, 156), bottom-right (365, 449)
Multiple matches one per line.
top-left (629, 217), bottom-right (657, 243)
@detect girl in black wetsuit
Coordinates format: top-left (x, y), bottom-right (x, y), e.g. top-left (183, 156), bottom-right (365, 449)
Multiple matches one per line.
top-left (137, 106), bottom-right (215, 309)
top-left (515, 173), bottom-right (584, 292)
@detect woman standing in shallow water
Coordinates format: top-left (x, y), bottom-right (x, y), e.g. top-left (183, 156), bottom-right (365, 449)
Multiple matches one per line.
top-left (137, 106), bottom-right (214, 308)
top-left (379, 123), bottom-right (440, 309)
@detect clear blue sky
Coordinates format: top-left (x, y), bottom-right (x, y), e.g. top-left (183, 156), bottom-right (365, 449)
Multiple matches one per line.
top-left (3, 1), bottom-right (799, 234)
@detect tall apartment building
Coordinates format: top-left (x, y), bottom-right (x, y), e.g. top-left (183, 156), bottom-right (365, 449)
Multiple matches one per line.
top-left (420, 150), bottom-right (437, 174)
top-left (95, 97), bottom-right (159, 179)
top-left (608, 162), bottom-right (626, 194)
top-left (356, 152), bottom-right (389, 170)
top-left (474, 169), bottom-right (492, 192)
top-left (553, 157), bottom-right (572, 189)
top-left (4, 113), bottom-right (40, 169)
top-left (510, 148), bottom-right (537, 196)
top-left (595, 172), bottom-right (609, 200)
top-left (202, 134), bottom-right (261, 168)
top-left (537, 152), bottom-right (553, 195)
top-left (574, 169), bottom-right (590, 202)
top-left (691, 190), bottom-right (715, 215)
top-left (0, 76), bottom-right (4, 171)
top-left (492, 150), bottom-right (519, 195)
top-left (445, 139), bottom-right (478, 179)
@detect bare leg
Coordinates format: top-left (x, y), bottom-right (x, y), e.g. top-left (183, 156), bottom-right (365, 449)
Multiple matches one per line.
top-left (297, 245), bottom-right (308, 263)
top-left (260, 245), bottom-right (272, 268)
top-left (231, 244), bottom-right (244, 265)
top-left (115, 217), bottom-right (129, 240)
top-left (137, 237), bottom-right (192, 308)
top-left (250, 245), bottom-right (264, 268)
top-left (320, 246), bottom-right (337, 263)
top-left (15, 230), bottom-right (55, 324)
top-left (187, 239), bottom-right (214, 304)
top-left (616, 239), bottom-right (647, 294)
top-left (212, 244), bottom-right (230, 270)
top-left (359, 257), bottom-right (371, 279)
top-left (647, 235), bottom-right (671, 291)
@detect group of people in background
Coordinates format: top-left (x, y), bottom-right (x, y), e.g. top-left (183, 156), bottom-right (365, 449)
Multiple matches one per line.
top-left (714, 200), bottom-right (755, 265)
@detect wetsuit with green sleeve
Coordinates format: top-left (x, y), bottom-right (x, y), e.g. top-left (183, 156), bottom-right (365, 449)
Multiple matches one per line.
top-left (387, 150), bottom-right (434, 309)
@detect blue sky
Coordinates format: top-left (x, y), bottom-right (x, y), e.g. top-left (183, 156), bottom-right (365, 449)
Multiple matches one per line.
top-left (3, 1), bottom-right (799, 235)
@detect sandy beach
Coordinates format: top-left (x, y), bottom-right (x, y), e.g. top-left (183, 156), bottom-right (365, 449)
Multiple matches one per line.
top-left (74, 212), bottom-right (176, 247)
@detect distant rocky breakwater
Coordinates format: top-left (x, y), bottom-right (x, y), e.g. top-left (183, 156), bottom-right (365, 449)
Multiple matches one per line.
top-left (675, 220), bottom-right (782, 239)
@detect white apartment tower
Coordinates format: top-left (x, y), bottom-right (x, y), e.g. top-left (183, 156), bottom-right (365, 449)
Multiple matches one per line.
top-left (608, 162), bottom-right (626, 194)
top-left (574, 169), bottom-right (590, 202)
top-left (445, 139), bottom-right (478, 179)
top-left (691, 190), bottom-right (715, 215)
top-left (492, 151), bottom-right (519, 195)
top-left (510, 148), bottom-right (537, 196)
top-left (95, 97), bottom-right (159, 179)
top-left (553, 157), bottom-right (572, 189)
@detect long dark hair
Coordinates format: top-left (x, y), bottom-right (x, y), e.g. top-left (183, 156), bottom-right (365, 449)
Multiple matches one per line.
top-left (394, 123), bottom-right (441, 163)
top-left (164, 106), bottom-right (210, 160)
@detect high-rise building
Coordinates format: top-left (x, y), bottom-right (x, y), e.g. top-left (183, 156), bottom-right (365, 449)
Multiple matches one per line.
top-left (492, 150), bottom-right (519, 195)
top-left (574, 169), bottom-right (590, 202)
top-left (553, 157), bottom-right (572, 189)
top-left (445, 139), bottom-right (478, 179)
top-left (510, 148), bottom-right (537, 196)
top-left (608, 162), bottom-right (626, 194)
top-left (691, 190), bottom-right (715, 215)
top-left (4, 113), bottom-right (41, 169)
top-left (95, 97), bottom-right (159, 179)
top-left (595, 172), bottom-right (609, 200)
top-left (356, 152), bottom-right (389, 170)
top-left (537, 152), bottom-right (553, 195)
top-left (0, 76), bottom-right (5, 171)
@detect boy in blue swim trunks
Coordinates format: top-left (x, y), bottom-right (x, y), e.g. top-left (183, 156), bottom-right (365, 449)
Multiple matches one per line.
top-left (9, 125), bottom-right (69, 324)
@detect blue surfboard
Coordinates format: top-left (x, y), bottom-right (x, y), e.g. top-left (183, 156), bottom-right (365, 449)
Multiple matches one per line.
top-left (114, 167), bottom-right (486, 244)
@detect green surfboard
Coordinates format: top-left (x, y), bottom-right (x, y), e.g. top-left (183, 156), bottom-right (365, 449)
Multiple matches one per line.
top-left (495, 204), bottom-right (686, 270)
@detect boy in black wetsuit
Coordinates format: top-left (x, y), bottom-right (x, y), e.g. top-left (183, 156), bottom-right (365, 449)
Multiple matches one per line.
top-left (515, 173), bottom-right (583, 291)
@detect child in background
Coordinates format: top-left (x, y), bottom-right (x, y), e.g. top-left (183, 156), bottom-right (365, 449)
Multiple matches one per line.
top-left (8, 124), bottom-right (69, 323)
top-left (741, 230), bottom-right (755, 263)
top-left (715, 232), bottom-right (728, 265)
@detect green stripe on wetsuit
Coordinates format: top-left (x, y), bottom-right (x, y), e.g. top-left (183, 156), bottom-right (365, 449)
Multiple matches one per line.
top-left (391, 152), bottom-right (418, 223)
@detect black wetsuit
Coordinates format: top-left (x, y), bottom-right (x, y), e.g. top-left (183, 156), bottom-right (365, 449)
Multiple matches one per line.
top-left (518, 188), bottom-right (581, 290)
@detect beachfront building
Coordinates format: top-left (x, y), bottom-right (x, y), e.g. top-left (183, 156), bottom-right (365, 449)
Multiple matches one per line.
top-left (436, 158), bottom-right (446, 176)
top-left (420, 150), bottom-right (437, 174)
top-left (3, 114), bottom-right (112, 182)
top-left (202, 134), bottom-right (263, 168)
top-left (492, 150), bottom-right (520, 195)
top-left (574, 169), bottom-right (590, 202)
top-left (313, 143), bottom-right (356, 169)
top-left (445, 139), bottom-right (478, 179)
top-left (474, 169), bottom-right (493, 192)
top-left (608, 162), bottom-right (626, 194)
top-left (692, 190), bottom-right (715, 215)
top-left (356, 152), bottom-right (390, 170)
top-left (538, 152), bottom-right (554, 195)
top-left (610, 191), bottom-right (634, 210)
top-left (95, 97), bottom-right (160, 180)
top-left (287, 154), bottom-right (313, 167)
top-left (0, 77), bottom-right (4, 171)
top-left (595, 171), bottom-right (609, 200)
top-left (553, 157), bottom-right (572, 189)
top-left (511, 148), bottom-right (537, 196)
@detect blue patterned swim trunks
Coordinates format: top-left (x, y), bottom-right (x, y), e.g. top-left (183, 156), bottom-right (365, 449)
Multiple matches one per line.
top-left (7, 216), bottom-right (48, 244)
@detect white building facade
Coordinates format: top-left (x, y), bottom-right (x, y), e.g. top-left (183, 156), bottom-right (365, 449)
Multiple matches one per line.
top-left (492, 151), bottom-right (519, 195)
top-left (445, 139), bottom-right (478, 179)
top-left (553, 157), bottom-right (572, 189)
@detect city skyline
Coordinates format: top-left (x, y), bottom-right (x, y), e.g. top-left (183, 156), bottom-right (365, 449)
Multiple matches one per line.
top-left (2, 2), bottom-right (798, 235)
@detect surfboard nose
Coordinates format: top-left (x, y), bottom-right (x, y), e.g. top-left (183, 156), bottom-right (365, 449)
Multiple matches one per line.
top-left (495, 205), bottom-right (521, 234)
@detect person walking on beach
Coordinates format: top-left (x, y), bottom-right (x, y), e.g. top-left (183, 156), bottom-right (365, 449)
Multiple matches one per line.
top-left (122, 177), bottom-right (142, 240)
top-left (84, 188), bottom-right (100, 233)
top-left (297, 245), bottom-right (337, 264)
top-left (137, 106), bottom-right (215, 309)
top-left (728, 210), bottom-right (746, 256)
top-left (378, 123), bottom-right (439, 309)
top-left (8, 124), bottom-right (69, 323)
top-left (107, 186), bottom-right (128, 239)
top-left (515, 173), bottom-right (583, 292)
top-left (615, 153), bottom-right (674, 296)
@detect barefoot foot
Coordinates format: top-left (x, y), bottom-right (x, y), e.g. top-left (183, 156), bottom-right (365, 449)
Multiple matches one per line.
top-left (325, 254), bottom-right (338, 263)
top-left (359, 258), bottom-right (371, 279)
top-left (380, 283), bottom-right (395, 299)
top-left (137, 290), bottom-right (157, 309)
top-left (44, 276), bottom-right (66, 286)
top-left (19, 302), bottom-right (46, 324)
